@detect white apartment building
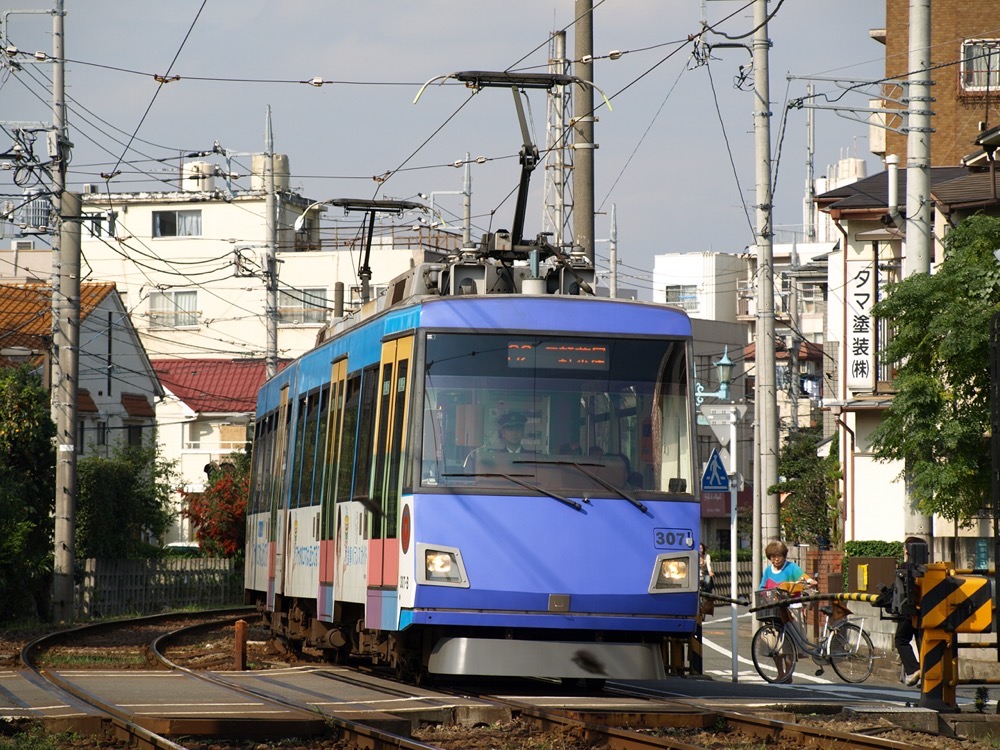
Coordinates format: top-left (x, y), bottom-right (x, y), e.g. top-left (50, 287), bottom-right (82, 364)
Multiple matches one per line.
top-left (0, 156), bottom-right (460, 544)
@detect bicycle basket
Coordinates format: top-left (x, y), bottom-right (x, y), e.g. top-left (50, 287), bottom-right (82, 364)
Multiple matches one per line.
top-left (755, 588), bottom-right (787, 622)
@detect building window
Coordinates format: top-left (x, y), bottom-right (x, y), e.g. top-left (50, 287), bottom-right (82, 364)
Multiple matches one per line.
top-left (279, 288), bottom-right (328, 324)
top-left (664, 284), bottom-right (698, 311)
top-left (962, 40), bottom-right (1000, 92)
top-left (186, 422), bottom-right (212, 450)
top-left (77, 420), bottom-right (86, 454)
top-left (152, 209), bottom-right (202, 237)
top-left (150, 290), bottom-right (198, 328)
top-left (96, 421), bottom-right (107, 446)
top-left (127, 424), bottom-right (144, 447)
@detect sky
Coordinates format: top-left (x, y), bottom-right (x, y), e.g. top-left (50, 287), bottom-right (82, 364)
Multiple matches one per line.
top-left (1, 1), bottom-right (887, 300)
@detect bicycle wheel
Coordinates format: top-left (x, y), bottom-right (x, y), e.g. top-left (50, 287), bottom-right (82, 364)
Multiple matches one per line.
top-left (829, 622), bottom-right (875, 683)
top-left (751, 623), bottom-right (797, 683)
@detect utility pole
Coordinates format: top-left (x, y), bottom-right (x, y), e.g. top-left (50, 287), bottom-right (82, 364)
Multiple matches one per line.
top-left (53, 190), bottom-right (79, 624)
top-left (903, 0), bottom-right (933, 542)
top-left (788, 242), bottom-right (800, 434)
top-left (903, 0), bottom-right (932, 278)
top-left (753, 0), bottom-right (779, 584)
top-left (544, 30), bottom-right (573, 249)
top-left (264, 106), bottom-right (278, 380)
top-left (609, 203), bottom-right (618, 299)
top-left (804, 83), bottom-right (816, 242)
top-left (50, 0), bottom-right (79, 625)
top-left (573, 0), bottom-right (595, 263)
top-left (461, 153), bottom-right (472, 246)
top-left (49, 0), bottom-right (66, 421)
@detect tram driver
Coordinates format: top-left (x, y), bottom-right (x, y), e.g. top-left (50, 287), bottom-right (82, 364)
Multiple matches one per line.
top-left (464, 411), bottom-right (530, 472)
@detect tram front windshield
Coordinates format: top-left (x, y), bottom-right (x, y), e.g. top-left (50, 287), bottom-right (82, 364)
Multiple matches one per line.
top-left (420, 332), bottom-right (693, 498)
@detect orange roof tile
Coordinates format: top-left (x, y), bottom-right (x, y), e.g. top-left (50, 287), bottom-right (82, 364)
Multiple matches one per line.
top-left (78, 389), bottom-right (99, 413)
top-left (121, 392), bottom-right (155, 418)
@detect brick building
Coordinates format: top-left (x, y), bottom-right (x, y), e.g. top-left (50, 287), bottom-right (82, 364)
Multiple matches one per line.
top-left (877, 0), bottom-right (1000, 166)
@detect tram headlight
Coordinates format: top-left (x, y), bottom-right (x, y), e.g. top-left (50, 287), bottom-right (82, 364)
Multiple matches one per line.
top-left (426, 550), bottom-right (458, 580)
top-left (649, 553), bottom-right (695, 592)
top-left (418, 544), bottom-right (469, 587)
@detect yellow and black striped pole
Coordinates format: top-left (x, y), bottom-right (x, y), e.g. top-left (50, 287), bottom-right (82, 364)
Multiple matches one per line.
top-left (918, 562), bottom-right (993, 712)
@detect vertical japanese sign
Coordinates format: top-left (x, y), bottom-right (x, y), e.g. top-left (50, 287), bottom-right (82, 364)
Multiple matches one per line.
top-left (846, 260), bottom-right (876, 390)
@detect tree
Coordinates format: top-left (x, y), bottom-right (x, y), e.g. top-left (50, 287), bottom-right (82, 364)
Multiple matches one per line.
top-left (870, 214), bottom-right (1000, 521)
top-left (183, 450), bottom-right (250, 559)
top-left (770, 427), bottom-right (841, 547)
top-left (0, 366), bottom-right (55, 619)
top-left (76, 444), bottom-right (177, 559)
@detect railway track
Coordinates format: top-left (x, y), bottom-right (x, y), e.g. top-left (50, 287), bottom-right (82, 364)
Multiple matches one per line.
top-left (13, 611), bottom-right (997, 750)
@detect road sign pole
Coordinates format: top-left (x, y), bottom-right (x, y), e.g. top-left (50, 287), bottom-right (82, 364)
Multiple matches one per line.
top-left (729, 409), bottom-right (739, 683)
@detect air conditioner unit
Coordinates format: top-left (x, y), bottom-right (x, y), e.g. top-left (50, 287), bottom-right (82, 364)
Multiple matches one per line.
top-left (82, 183), bottom-right (98, 194)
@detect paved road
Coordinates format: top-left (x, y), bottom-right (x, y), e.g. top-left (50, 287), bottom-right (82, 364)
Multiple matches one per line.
top-left (691, 604), bottom-right (1000, 710)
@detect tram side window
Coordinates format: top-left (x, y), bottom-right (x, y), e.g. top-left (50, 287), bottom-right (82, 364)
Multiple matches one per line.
top-left (336, 377), bottom-right (361, 504)
top-left (296, 388), bottom-right (325, 508)
top-left (385, 359), bottom-right (408, 537)
top-left (290, 394), bottom-right (309, 508)
top-left (324, 379), bottom-right (343, 502)
top-left (268, 401), bottom-right (292, 513)
top-left (248, 416), bottom-right (269, 515)
top-left (257, 413), bottom-right (276, 514)
top-left (655, 345), bottom-right (692, 494)
top-left (370, 362), bottom-right (394, 523)
top-left (353, 366), bottom-right (379, 504)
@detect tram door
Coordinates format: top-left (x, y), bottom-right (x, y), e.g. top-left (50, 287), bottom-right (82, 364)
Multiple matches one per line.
top-left (366, 336), bottom-right (412, 628)
top-left (268, 385), bottom-right (292, 610)
top-left (318, 357), bottom-right (348, 621)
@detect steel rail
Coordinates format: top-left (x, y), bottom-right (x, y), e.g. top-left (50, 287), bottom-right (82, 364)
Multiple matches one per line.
top-left (494, 696), bottom-right (934, 750)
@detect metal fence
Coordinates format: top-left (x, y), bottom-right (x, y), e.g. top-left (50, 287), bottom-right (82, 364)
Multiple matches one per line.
top-left (75, 558), bottom-right (244, 619)
top-left (710, 560), bottom-right (755, 599)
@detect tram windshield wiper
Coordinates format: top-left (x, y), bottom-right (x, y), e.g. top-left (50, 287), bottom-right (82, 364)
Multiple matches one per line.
top-left (444, 471), bottom-right (583, 511)
top-left (516, 459), bottom-right (648, 514)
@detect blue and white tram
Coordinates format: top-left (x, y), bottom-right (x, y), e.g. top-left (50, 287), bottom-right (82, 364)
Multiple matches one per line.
top-left (245, 291), bottom-right (700, 682)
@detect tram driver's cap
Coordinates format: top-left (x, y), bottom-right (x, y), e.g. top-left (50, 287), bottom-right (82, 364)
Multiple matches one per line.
top-left (497, 412), bottom-right (527, 428)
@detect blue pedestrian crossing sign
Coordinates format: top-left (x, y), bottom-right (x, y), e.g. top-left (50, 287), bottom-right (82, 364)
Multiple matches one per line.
top-left (701, 448), bottom-right (730, 493)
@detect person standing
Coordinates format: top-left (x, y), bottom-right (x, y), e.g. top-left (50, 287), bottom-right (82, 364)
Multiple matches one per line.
top-left (894, 537), bottom-right (925, 686)
top-left (698, 543), bottom-right (715, 617)
top-left (699, 543), bottom-right (714, 592)
top-left (759, 540), bottom-right (816, 589)
top-left (758, 540), bottom-right (815, 683)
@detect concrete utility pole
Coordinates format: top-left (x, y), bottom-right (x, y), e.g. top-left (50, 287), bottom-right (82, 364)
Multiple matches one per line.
top-left (51, 0), bottom-right (79, 625)
top-left (53, 191), bottom-right (80, 624)
top-left (803, 83), bottom-right (816, 242)
top-left (753, 0), bottom-right (779, 582)
top-left (573, 0), bottom-right (595, 263)
top-left (903, 0), bottom-right (934, 541)
top-left (609, 203), bottom-right (618, 299)
top-left (903, 0), bottom-right (932, 278)
top-left (788, 242), bottom-right (800, 434)
top-left (264, 106), bottom-right (278, 380)
top-left (49, 0), bottom-right (66, 421)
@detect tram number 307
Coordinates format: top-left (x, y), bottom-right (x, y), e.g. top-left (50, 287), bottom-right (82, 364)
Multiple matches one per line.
top-left (654, 528), bottom-right (694, 549)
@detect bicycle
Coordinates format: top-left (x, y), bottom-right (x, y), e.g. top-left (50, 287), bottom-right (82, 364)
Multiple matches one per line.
top-left (750, 584), bottom-right (875, 684)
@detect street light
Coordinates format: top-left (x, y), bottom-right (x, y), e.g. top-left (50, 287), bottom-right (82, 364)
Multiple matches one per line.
top-left (695, 346), bottom-right (734, 406)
